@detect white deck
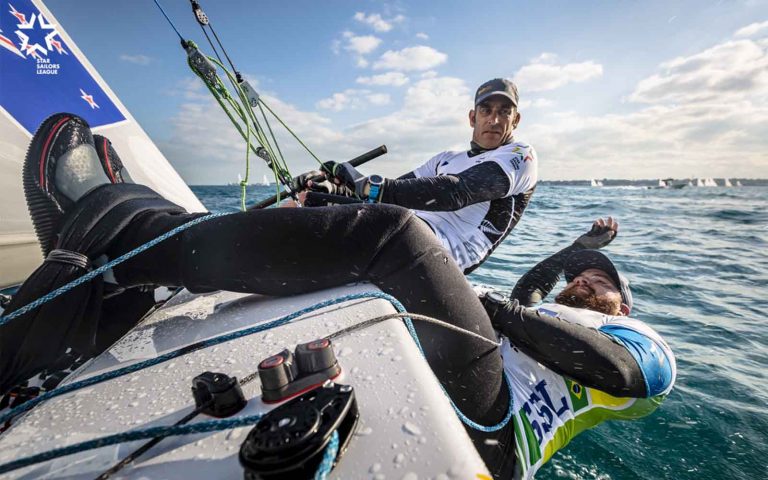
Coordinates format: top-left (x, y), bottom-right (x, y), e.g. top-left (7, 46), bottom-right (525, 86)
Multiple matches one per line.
top-left (0, 283), bottom-right (489, 478)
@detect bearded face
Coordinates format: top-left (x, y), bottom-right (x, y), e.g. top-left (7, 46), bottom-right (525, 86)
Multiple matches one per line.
top-left (555, 282), bottom-right (622, 315)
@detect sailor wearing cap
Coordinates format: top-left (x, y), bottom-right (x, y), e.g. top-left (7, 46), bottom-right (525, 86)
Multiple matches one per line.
top-left (301, 78), bottom-right (537, 274)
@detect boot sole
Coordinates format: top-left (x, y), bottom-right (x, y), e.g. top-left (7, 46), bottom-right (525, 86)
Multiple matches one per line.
top-left (22, 113), bottom-right (73, 257)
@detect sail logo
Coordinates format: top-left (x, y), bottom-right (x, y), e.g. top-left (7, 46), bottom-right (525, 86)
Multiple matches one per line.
top-left (0, 0), bottom-right (124, 133)
top-left (3, 2), bottom-right (66, 74)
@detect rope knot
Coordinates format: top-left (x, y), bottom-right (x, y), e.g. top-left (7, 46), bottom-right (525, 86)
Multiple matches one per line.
top-left (44, 249), bottom-right (91, 271)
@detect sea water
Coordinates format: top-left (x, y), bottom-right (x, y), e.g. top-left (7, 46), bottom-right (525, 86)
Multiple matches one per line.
top-left (192, 184), bottom-right (768, 480)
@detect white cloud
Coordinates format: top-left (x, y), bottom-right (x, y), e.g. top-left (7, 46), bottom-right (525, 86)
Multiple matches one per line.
top-left (163, 25), bottom-right (768, 184)
top-left (316, 92), bottom-right (355, 111)
top-left (161, 82), bottom-right (343, 184)
top-left (356, 72), bottom-right (409, 86)
top-left (373, 45), bottom-right (447, 71)
top-left (316, 89), bottom-right (391, 111)
top-left (513, 54), bottom-right (603, 92)
top-left (518, 98), bottom-right (554, 109)
top-left (354, 12), bottom-right (404, 32)
top-left (522, 32), bottom-right (768, 180)
top-left (735, 20), bottom-right (768, 38)
top-left (162, 75), bottom-right (474, 183)
top-left (119, 54), bottom-right (151, 65)
top-left (342, 31), bottom-right (382, 55)
top-left (629, 39), bottom-right (768, 104)
top-left (367, 93), bottom-right (391, 106)
top-left (416, 32), bottom-right (429, 40)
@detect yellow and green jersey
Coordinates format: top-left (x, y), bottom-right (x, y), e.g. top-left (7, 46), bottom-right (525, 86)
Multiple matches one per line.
top-left (499, 303), bottom-right (676, 479)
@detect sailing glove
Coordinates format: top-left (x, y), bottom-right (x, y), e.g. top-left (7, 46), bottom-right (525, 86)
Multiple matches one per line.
top-left (574, 220), bottom-right (617, 249)
top-left (297, 168), bottom-right (355, 197)
top-left (324, 161), bottom-right (369, 199)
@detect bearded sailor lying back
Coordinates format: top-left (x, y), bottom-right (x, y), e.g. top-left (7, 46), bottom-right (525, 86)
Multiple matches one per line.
top-left (476, 229), bottom-right (676, 479)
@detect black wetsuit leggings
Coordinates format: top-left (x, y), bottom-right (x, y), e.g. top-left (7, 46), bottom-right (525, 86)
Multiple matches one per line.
top-left (109, 202), bottom-right (513, 474)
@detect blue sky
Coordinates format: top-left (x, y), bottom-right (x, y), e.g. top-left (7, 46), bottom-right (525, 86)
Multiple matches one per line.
top-left (38, 0), bottom-right (768, 183)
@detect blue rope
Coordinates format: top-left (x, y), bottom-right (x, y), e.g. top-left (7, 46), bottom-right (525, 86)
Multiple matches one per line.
top-left (0, 212), bottom-right (230, 326)
top-left (0, 289), bottom-right (512, 474)
top-left (0, 413), bottom-right (263, 475)
top-left (400, 316), bottom-right (515, 432)
top-left (313, 430), bottom-right (339, 480)
top-left (0, 291), bottom-right (395, 426)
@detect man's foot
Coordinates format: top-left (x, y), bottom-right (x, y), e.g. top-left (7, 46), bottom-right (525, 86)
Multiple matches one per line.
top-left (93, 134), bottom-right (133, 184)
top-left (22, 113), bottom-right (113, 256)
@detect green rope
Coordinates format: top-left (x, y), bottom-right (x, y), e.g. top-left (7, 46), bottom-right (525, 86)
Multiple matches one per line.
top-left (185, 40), bottom-right (335, 208)
top-left (260, 99), bottom-right (325, 167)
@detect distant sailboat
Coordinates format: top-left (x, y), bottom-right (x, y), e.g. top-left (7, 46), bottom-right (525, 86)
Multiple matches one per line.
top-left (658, 179), bottom-right (667, 188)
top-left (704, 178), bottom-right (718, 187)
top-left (227, 173), bottom-right (243, 186)
top-left (696, 178), bottom-right (705, 187)
top-left (724, 178), bottom-right (733, 187)
top-left (736, 180), bottom-right (743, 187)
top-left (262, 174), bottom-right (270, 186)
top-left (590, 179), bottom-right (603, 187)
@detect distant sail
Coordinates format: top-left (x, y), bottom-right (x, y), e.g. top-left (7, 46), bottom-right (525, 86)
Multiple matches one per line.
top-left (724, 178), bottom-right (733, 187)
top-left (262, 174), bottom-right (270, 186)
top-left (590, 179), bottom-right (603, 187)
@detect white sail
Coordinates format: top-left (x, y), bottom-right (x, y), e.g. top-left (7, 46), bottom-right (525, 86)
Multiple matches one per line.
top-left (0, 0), bottom-right (204, 288)
top-left (658, 179), bottom-right (667, 187)
top-left (262, 174), bottom-right (270, 186)
top-left (724, 178), bottom-right (733, 187)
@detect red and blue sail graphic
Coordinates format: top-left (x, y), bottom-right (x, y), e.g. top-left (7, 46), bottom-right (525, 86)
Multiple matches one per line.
top-left (0, 0), bottom-right (125, 134)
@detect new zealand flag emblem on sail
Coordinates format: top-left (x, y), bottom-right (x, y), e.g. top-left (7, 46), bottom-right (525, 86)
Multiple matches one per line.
top-left (0, 0), bottom-right (125, 134)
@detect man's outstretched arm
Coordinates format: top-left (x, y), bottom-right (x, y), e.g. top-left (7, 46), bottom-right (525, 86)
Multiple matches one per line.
top-left (486, 301), bottom-right (674, 398)
top-left (511, 217), bottom-right (618, 305)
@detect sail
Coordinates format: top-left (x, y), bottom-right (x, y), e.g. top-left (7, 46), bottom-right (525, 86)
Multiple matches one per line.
top-left (0, 0), bottom-right (205, 287)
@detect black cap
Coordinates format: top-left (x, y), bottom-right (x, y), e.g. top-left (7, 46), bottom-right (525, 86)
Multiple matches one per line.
top-left (563, 250), bottom-right (633, 311)
top-left (475, 78), bottom-right (519, 107)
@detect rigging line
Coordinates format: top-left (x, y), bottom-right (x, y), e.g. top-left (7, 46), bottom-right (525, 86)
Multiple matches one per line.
top-left (328, 312), bottom-right (501, 348)
top-left (152, 0), bottom-right (184, 42)
top-left (197, 22), bottom-right (225, 68)
top-left (97, 371), bottom-right (262, 479)
top-left (191, 0), bottom-right (239, 76)
top-left (257, 101), bottom-right (287, 168)
top-left (260, 99), bottom-right (325, 166)
top-left (0, 292), bottom-right (401, 426)
top-left (0, 212), bottom-right (230, 326)
top-left (0, 413), bottom-right (265, 475)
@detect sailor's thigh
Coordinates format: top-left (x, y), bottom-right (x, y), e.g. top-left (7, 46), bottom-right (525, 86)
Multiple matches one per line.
top-left (179, 204), bottom-right (416, 290)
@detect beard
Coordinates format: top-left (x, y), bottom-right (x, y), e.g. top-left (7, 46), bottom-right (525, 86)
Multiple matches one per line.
top-left (555, 284), bottom-right (621, 316)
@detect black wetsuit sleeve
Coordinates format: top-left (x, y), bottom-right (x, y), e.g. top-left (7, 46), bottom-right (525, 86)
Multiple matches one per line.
top-left (397, 171), bottom-right (416, 180)
top-left (496, 305), bottom-right (647, 397)
top-left (379, 161), bottom-right (510, 211)
top-left (510, 243), bottom-right (584, 306)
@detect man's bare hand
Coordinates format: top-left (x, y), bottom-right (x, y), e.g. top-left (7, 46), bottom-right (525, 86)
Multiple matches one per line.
top-left (575, 216), bottom-right (618, 249)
